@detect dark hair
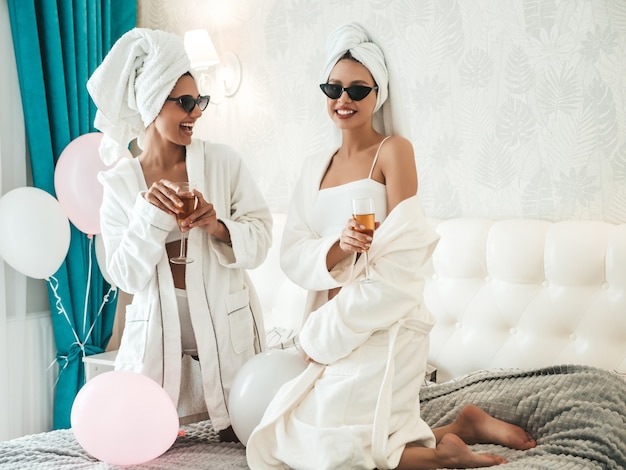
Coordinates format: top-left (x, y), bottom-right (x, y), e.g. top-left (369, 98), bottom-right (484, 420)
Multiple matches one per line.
top-left (339, 50), bottom-right (360, 63)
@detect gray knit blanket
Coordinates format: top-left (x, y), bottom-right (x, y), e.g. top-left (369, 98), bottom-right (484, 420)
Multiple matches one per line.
top-left (0, 364), bottom-right (623, 469)
top-left (419, 364), bottom-right (626, 469)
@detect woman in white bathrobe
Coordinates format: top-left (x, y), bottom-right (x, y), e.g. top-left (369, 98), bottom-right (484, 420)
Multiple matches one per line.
top-left (88, 29), bottom-right (272, 441)
top-left (246, 23), bottom-right (535, 469)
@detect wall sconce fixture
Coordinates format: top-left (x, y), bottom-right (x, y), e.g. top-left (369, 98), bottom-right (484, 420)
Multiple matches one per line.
top-left (184, 29), bottom-right (241, 104)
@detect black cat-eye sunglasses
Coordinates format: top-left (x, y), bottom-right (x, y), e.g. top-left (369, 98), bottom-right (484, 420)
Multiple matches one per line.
top-left (165, 94), bottom-right (210, 113)
top-left (319, 83), bottom-right (378, 101)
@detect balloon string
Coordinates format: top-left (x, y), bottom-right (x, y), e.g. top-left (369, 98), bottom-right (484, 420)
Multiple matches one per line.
top-left (48, 275), bottom-right (82, 348)
top-left (47, 275), bottom-right (85, 389)
top-left (82, 236), bottom-right (94, 337)
top-left (47, 268), bottom-right (118, 390)
top-left (83, 285), bottom-right (117, 347)
top-left (49, 355), bottom-right (68, 390)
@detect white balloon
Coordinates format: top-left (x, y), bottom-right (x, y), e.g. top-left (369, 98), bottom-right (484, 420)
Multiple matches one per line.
top-left (0, 187), bottom-right (71, 279)
top-left (229, 349), bottom-right (307, 446)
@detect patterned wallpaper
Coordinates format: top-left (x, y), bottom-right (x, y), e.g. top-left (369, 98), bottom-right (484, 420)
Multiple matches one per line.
top-left (138, 0), bottom-right (626, 222)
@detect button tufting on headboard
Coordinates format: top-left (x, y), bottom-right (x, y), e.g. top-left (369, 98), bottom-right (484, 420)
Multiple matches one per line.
top-left (423, 218), bottom-right (626, 382)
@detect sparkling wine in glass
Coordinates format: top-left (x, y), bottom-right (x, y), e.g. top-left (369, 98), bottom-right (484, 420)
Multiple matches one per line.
top-left (351, 197), bottom-right (376, 283)
top-left (170, 182), bottom-right (198, 265)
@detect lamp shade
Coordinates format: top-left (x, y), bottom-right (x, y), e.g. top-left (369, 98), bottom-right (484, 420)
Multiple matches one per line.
top-left (184, 29), bottom-right (220, 69)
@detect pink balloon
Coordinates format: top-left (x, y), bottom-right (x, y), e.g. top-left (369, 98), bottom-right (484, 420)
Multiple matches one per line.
top-left (71, 370), bottom-right (179, 465)
top-left (54, 132), bottom-right (130, 235)
top-left (228, 349), bottom-right (307, 445)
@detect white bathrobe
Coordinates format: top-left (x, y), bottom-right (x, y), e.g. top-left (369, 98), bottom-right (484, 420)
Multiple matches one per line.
top-left (246, 153), bottom-right (439, 469)
top-left (97, 139), bottom-right (272, 431)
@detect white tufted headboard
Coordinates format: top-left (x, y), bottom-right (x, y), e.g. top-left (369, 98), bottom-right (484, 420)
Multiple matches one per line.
top-left (424, 218), bottom-right (626, 382)
top-left (251, 215), bottom-right (626, 382)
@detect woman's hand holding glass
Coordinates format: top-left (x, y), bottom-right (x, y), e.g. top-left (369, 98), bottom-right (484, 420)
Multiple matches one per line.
top-left (338, 198), bottom-right (380, 283)
top-left (168, 182), bottom-right (197, 264)
top-left (143, 180), bottom-right (230, 263)
top-left (339, 218), bottom-right (375, 253)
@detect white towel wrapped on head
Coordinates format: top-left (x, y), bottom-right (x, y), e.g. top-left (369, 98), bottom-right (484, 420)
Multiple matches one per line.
top-left (87, 28), bottom-right (190, 164)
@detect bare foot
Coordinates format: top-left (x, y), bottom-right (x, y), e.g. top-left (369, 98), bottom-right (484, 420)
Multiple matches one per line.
top-left (397, 434), bottom-right (507, 469)
top-left (455, 405), bottom-right (536, 450)
top-left (436, 434), bottom-right (507, 468)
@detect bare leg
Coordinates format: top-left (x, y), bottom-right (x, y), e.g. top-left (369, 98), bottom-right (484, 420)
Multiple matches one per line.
top-left (433, 405), bottom-right (536, 450)
top-left (396, 434), bottom-right (507, 469)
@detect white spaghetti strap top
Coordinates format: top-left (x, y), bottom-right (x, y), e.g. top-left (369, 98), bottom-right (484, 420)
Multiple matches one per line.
top-left (311, 137), bottom-right (390, 237)
top-left (368, 136), bottom-right (391, 179)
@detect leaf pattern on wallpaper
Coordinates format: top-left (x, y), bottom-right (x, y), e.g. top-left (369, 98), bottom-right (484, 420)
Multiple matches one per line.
top-left (580, 25), bottom-right (619, 63)
top-left (496, 98), bottom-right (536, 148)
top-left (284, 0), bottom-right (324, 26)
top-left (554, 167), bottom-right (600, 210)
top-left (527, 27), bottom-right (577, 72)
top-left (264, 3), bottom-right (291, 55)
top-left (474, 134), bottom-right (516, 190)
top-left (413, 75), bottom-right (450, 113)
top-left (536, 65), bottom-right (581, 116)
top-left (459, 48), bottom-right (493, 89)
top-left (431, 133), bottom-right (464, 167)
top-left (422, 177), bottom-right (462, 220)
top-left (394, 0), bottom-right (433, 28)
top-left (454, 89), bottom-right (495, 154)
top-left (505, 46), bottom-right (534, 94)
top-left (435, 0), bottom-right (464, 61)
top-left (523, 0), bottom-right (557, 38)
top-left (414, 13), bottom-right (452, 75)
top-left (606, 145), bottom-right (626, 223)
top-left (547, 78), bottom-right (617, 169)
top-left (605, 192), bottom-right (626, 224)
top-left (582, 78), bottom-right (618, 156)
top-left (613, 143), bottom-right (626, 183)
top-left (521, 172), bottom-right (556, 220)
top-left (608, 0), bottom-right (626, 33)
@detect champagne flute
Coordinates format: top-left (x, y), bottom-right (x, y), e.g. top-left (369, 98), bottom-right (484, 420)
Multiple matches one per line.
top-left (351, 197), bottom-right (376, 283)
top-left (170, 182), bottom-right (198, 265)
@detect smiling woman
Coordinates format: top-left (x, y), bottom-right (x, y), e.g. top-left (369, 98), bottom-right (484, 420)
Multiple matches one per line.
top-left (245, 22), bottom-right (536, 470)
top-left (87, 28), bottom-right (272, 442)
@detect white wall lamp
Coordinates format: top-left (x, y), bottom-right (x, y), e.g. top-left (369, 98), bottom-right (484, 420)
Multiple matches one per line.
top-left (184, 29), bottom-right (241, 105)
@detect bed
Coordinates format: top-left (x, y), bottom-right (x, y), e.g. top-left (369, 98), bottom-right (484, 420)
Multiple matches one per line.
top-left (1, 215), bottom-right (624, 469)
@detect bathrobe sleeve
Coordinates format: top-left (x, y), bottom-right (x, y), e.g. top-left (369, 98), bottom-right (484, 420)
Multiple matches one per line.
top-left (199, 142), bottom-right (272, 271)
top-left (299, 196), bottom-right (439, 365)
top-left (98, 158), bottom-right (176, 294)
top-left (280, 153), bottom-right (349, 291)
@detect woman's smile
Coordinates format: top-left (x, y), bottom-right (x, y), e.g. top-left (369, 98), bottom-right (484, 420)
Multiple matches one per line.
top-left (180, 121), bottom-right (195, 136)
top-left (335, 108), bottom-right (356, 119)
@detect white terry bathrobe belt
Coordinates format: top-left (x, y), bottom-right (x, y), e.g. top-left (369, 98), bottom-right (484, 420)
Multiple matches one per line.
top-left (371, 319), bottom-right (431, 470)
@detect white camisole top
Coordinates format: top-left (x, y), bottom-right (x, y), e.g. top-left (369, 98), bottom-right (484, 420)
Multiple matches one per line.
top-left (311, 137), bottom-right (390, 237)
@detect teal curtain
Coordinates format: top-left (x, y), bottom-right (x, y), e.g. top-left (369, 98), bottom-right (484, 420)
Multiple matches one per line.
top-left (8, 0), bottom-right (136, 429)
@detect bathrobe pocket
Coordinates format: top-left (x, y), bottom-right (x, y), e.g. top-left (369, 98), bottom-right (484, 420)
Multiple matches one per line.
top-left (226, 288), bottom-right (254, 354)
top-left (117, 304), bottom-right (150, 365)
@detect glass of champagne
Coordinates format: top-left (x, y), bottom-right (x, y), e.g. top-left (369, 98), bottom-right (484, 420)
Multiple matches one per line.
top-left (351, 197), bottom-right (376, 283)
top-left (170, 182), bottom-right (198, 265)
